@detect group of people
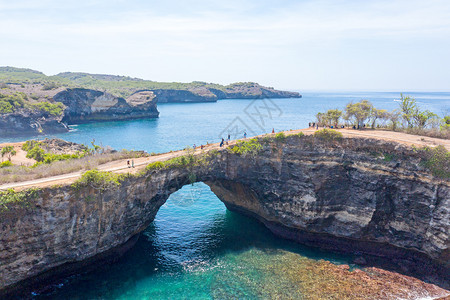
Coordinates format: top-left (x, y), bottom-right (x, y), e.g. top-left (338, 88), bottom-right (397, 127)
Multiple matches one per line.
top-left (219, 131), bottom-right (247, 147)
top-left (127, 159), bottom-right (135, 168)
top-left (309, 122), bottom-right (347, 130)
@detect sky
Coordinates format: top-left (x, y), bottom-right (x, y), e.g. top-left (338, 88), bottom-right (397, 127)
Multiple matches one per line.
top-left (1, 0), bottom-right (450, 91)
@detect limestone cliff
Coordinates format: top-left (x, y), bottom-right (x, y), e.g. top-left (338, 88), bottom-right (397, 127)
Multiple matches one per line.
top-left (53, 88), bottom-right (159, 124)
top-left (144, 83), bottom-right (301, 103)
top-left (0, 135), bottom-right (448, 297)
top-left (0, 110), bottom-right (68, 137)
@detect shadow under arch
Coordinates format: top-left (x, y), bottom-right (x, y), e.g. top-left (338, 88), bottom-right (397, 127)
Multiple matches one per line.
top-left (35, 182), bottom-right (356, 299)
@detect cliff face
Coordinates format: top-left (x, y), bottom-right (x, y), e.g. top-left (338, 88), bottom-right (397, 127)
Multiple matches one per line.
top-left (140, 84), bottom-right (301, 103)
top-left (0, 136), bottom-right (448, 296)
top-left (150, 89), bottom-right (217, 103)
top-left (53, 88), bottom-right (159, 124)
top-left (0, 110), bottom-right (68, 137)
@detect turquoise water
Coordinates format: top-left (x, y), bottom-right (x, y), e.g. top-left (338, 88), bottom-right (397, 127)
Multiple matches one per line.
top-left (10, 91), bottom-right (448, 299)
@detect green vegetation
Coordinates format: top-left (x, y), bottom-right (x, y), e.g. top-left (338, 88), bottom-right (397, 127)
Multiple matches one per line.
top-left (313, 94), bottom-right (448, 139)
top-left (274, 132), bottom-right (287, 142)
top-left (0, 188), bottom-right (39, 211)
top-left (23, 140), bottom-right (89, 166)
top-left (0, 161), bottom-right (13, 168)
top-left (0, 92), bottom-right (26, 113)
top-left (0, 67), bottom-right (283, 99)
top-left (228, 138), bottom-right (263, 156)
top-left (317, 109), bottom-right (343, 127)
top-left (345, 100), bottom-right (373, 128)
top-left (42, 81), bottom-right (61, 90)
top-left (0, 91), bottom-right (64, 116)
top-left (420, 145), bottom-right (450, 179)
top-left (31, 102), bottom-right (65, 116)
top-left (313, 129), bottom-right (343, 141)
top-left (1, 145), bottom-right (17, 161)
top-left (72, 169), bottom-right (125, 192)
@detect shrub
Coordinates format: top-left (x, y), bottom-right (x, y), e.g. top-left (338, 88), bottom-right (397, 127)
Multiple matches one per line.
top-left (421, 145), bottom-right (449, 179)
top-left (72, 169), bottom-right (125, 192)
top-left (42, 81), bottom-right (60, 90)
top-left (295, 132), bottom-right (305, 138)
top-left (146, 161), bottom-right (164, 170)
top-left (0, 188), bottom-right (39, 211)
top-left (0, 161), bottom-right (13, 168)
top-left (228, 138), bottom-right (263, 156)
top-left (31, 102), bottom-right (65, 116)
top-left (0, 92), bottom-right (26, 114)
top-left (274, 132), bottom-right (286, 142)
top-left (313, 129), bottom-right (343, 141)
top-left (26, 145), bottom-right (46, 162)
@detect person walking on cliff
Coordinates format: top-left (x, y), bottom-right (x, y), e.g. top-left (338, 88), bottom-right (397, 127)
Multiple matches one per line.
top-left (131, 159), bottom-right (135, 168)
top-left (244, 131), bottom-right (247, 138)
top-left (127, 160), bottom-right (130, 168)
top-left (220, 138), bottom-right (224, 147)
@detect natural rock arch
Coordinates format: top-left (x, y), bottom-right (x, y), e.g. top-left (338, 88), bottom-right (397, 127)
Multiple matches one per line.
top-left (1, 135), bottom-right (449, 296)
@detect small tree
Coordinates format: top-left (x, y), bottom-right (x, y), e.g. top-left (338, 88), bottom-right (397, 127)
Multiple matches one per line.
top-left (325, 109), bottom-right (342, 127)
top-left (345, 100), bottom-right (373, 129)
top-left (388, 110), bottom-right (401, 131)
top-left (1, 146), bottom-right (17, 162)
top-left (370, 108), bottom-right (389, 128)
top-left (316, 112), bottom-right (324, 126)
top-left (26, 145), bottom-right (46, 162)
top-left (413, 110), bottom-right (438, 129)
top-left (441, 115), bottom-right (450, 131)
top-left (398, 94), bottom-right (417, 128)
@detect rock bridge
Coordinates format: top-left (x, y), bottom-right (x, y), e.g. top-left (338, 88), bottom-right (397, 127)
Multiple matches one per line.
top-left (1, 133), bottom-right (449, 295)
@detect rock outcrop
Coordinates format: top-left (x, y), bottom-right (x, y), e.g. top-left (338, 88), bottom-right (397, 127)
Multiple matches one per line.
top-left (149, 89), bottom-right (217, 103)
top-left (0, 111), bottom-right (68, 137)
top-left (144, 83), bottom-right (301, 103)
top-left (0, 135), bottom-right (448, 297)
top-left (53, 88), bottom-right (159, 124)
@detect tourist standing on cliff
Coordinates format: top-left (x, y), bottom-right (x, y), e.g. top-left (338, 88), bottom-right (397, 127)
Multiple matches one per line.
top-left (244, 131), bottom-right (247, 138)
top-left (220, 138), bottom-right (224, 147)
top-left (272, 128), bottom-right (275, 133)
top-left (227, 134), bottom-right (231, 141)
top-left (127, 160), bottom-right (130, 168)
top-left (131, 159), bottom-right (135, 168)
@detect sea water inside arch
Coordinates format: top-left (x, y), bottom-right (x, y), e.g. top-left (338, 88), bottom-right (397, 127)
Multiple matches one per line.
top-left (6, 91), bottom-right (449, 298)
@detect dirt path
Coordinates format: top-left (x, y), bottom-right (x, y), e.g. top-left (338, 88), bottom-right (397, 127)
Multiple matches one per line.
top-left (1, 128), bottom-right (448, 191)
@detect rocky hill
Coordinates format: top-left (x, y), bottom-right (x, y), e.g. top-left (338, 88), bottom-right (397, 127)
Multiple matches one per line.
top-left (0, 67), bottom-right (300, 136)
top-left (1, 67), bottom-right (301, 101)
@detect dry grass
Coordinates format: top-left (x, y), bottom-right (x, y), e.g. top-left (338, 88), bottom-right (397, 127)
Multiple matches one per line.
top-left (0, 151), bottom-right (146, 184)
top-left (397, 127), bottom-right (450, 140)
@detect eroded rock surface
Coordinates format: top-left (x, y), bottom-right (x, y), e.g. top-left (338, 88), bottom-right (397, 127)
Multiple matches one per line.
top-left (53, 88), bottom-right (159, 124)
top-left (0, 135), bottom-right (448, 296)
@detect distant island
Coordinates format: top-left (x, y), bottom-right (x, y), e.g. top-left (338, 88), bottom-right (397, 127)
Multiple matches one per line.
top-left (0, 67), bottom-right (301, 136)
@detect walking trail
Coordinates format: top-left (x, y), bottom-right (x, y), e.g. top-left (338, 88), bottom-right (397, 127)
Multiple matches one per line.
top-left (1, 128), bottom-right (448, 191)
